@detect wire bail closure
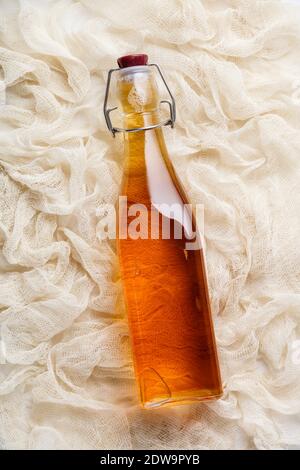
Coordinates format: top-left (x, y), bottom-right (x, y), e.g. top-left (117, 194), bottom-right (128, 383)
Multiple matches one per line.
top-left (103, 64), bottom-right (176, 137)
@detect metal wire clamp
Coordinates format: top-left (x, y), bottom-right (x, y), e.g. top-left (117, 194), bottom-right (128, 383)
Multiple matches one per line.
top-left (103, 64), bottom-right (176, 137)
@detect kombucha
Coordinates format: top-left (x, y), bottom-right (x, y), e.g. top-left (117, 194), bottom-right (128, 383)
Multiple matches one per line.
top-left (115, 59), bottom-right (222, 408)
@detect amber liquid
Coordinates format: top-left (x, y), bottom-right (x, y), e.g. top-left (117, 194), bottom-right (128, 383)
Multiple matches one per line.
top-left (117, 70), bottom-right (222, 408)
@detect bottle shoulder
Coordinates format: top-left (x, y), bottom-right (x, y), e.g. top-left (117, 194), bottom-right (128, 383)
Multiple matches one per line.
top-left (121, 128), bottom-right (188, 207)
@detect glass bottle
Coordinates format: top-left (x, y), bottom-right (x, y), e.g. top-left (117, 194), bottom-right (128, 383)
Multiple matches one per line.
top-left (104, 54), bottom-right (222, 408)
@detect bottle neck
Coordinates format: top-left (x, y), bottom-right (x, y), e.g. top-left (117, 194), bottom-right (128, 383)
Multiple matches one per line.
top-left (117, 66), bottom-right (160, 131)
top-left (116, 67), bottom-right (167, 187)
top-left (122, 113), bottom-right (165, 182)
top-left (123, 111), bottom-right (161, 136)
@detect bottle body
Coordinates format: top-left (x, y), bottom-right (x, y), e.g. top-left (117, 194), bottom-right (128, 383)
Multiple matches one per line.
top-left (117, 66), bottom-right (222, 408)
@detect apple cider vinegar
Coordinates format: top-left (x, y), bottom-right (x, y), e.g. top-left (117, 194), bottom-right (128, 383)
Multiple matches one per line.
top-left (104, 54), bottom-right (222, 408)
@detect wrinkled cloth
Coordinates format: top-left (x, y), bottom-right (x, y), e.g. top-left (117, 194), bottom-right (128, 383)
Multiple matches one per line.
top-left (1, 0), bottom-right (300, 450)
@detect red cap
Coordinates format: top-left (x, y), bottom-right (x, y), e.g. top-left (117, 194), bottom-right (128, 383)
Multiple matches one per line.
top-left (117, 54), bottom-right (148, 69)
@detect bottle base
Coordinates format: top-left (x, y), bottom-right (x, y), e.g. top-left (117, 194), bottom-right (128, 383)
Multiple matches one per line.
top-left (142, 389), bottom-right (223, 409)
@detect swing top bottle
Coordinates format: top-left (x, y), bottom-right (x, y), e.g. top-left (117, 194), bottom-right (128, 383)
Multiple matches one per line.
top-left (104, 54), bottom-right (222, 408)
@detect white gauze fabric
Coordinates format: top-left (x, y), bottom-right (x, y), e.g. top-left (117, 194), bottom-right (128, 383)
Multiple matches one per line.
top-left (0, 0), bottom-right (300, 450)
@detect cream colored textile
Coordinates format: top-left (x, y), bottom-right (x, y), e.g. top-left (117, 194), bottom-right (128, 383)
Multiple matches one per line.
top-left (1, 0), bottom-right (300, 450)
